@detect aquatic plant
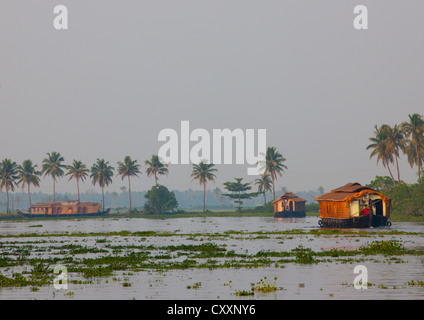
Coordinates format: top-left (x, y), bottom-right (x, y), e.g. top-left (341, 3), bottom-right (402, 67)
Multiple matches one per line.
top-left (235, 289), bottom-right (254, 296)
top-left (407, 280), bottom-right (424, 286)
top-left (292, 245), bottom-right (318, 264)
top-left (186, 282), bottom-right (201, 289)
top-left (360, 240), bottom-right (406, 255)
top-left (251, 277), bottom-right (278, 293)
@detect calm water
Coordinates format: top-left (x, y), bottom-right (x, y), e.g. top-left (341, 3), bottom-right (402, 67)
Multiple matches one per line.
top-left (0, 216), bottom-right (423, 300)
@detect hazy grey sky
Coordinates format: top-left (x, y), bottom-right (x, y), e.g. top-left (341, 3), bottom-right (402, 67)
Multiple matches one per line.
top-left (1, 1), bottom-right (423, 195)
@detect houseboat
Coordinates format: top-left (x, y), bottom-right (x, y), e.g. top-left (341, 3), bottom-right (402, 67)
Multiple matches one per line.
top-left (273, 192), bottom-right (306, 218)
top-left (17, 200), bottom-right (110, 218)
top-left (315, 182), bottom-right (391, 228)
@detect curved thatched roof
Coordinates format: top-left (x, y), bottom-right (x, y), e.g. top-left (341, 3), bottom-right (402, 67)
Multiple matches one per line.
top-left (272, 192), bottom-right (306, 203)
top-left (315, 182), bottom-right (390, 203)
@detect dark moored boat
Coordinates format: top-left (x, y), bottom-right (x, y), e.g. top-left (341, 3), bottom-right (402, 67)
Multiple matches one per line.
top-left (17, 201), bottom-right (110, 218)
top-left (315, 182), bottom-right (391, 228)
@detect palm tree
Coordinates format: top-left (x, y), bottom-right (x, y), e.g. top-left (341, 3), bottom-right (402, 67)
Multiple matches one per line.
top-left (145, 155), bottom-right (168, 186)
top-left (90, 159), bottom-right (114, 211)
top-left (0, 159), bottom-right (19, 213)
top-left (366, 125), bottom-right (396, 185)
top-left (191, 161), bottom-right (217, 212)
top-left (401, 113), bottom-right (424, 179)
top-left (66, 160), bottom-right (89, 202)
top-left (41, 152), bottom-right (65, 202)
top-left (117, 156), bottom-right (142, 214)
top-left (255, 173), bottom-right (272, 204)
top-left (383, 124), bottom-right (407, 184)
top-left (259, 146), bottom-right (287, 200)
top-left (17, 160), bottom-right (41, 207)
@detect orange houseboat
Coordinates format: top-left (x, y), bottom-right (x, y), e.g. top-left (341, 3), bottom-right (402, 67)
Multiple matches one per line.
top-left (315, 182), bottom-right (391, 228)
top-left (272, 192), bottom-right (306, 218)
top-left (17, 200), bottom-right (110, 218)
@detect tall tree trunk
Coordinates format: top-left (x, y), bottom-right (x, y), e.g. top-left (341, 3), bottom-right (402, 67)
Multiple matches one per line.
top-left (394, 155), bottom-right (400, 185)
top-left (128, 176), bottom-right (132, 214)
top-left (102, 186), bottom-right (105, 211)
top-left (77, 178), bottom-right (80, 202)
top-left (263, 191), bottom-right (266, 205)
top-left (28, 185), bottom-right (32, 207)
top-left (6, 184), bottom-right (9, 214)
top-left (384, 159), bottom-right (396, 186)
top-left (203, 182), bottom-right (206, 212)
top-left (53, 178), bottom-right (56, 202)
top-left (155, 172), bottom-right (158, 186)
top-left (271, 174), bottom-right (276, 200)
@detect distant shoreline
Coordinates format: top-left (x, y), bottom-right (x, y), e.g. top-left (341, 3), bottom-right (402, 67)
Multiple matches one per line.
top-left (0, 210), bottom-right (320, 221)
top-left (1, 210), bottom-right (423, 222)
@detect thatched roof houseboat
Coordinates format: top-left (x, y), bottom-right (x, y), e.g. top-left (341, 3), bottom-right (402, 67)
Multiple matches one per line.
top-left (273, 192), bottom-right (306, 218)
top-left (315, 182), bottom-right (391, 228)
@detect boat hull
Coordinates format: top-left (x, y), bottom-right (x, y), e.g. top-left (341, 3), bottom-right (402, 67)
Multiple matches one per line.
top-left (371, 215), bottom-right (391, 227)
top-left (319, 213), bottom-right (372, 228)
top-left (319, 213), bottom-right (390, 228)
top-left (274, 210), bottom-right (306, 218)
top-left (17, 208), bottom-right (110, 218)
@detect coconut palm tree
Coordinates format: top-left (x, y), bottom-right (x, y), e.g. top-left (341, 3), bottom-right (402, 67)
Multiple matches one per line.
top-left (90, 159), bottom-right (114, 211)
top-left (41, 152), bottom-right (65, 202)
top-left (259, 146), bottom-right (287, 200)
top-left (401, 113), bottom-right (424, 179)
top-left (145, 155), bottom-right (168, 186)
top-left (0, 159), bottom-right (19, 213)
top-left (366, 125), bottom-right (396, 185)
top-left (17, 160), bottom-right (41, 207)
top-left (255, 173), bottom-right (272, 205)
top-left (383, 124), bottom-right (407, 184)
top-left (66, 160), bottom-right (89, 202)
top-left (117, 156), bottom-right (142, 214)
top-left (191, 161), bottom-right (217, 212)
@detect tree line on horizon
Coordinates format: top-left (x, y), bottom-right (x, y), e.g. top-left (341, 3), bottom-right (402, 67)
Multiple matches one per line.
top-left (0, 146), bottom-right (288, 214)
top-left (366, 113), bottom-right (424, 185)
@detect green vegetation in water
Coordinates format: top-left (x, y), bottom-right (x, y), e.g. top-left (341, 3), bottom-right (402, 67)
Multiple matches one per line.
top-left (0, 228), bottom-right (423, 290)
top-left (235, 289), bottom-right (254, 296)
top-left (186, 282), bottom-right (202, 289)
top-left (406, 280), bottom-right (424, 286)
top-left (251, 277), bottom-right (279, 293)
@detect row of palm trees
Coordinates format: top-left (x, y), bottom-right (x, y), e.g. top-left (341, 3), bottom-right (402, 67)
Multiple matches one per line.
top-left (366, 113), bottom-right (424, 185)
top-left (0, 147), bottom-right (288, 214)
top-left (0, 153), bottom-right (169, 213)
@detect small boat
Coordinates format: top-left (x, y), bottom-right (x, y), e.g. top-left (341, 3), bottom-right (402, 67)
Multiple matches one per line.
top-left (272, 192), bottom-right (306, 218)
top-left (315, 182), bottom-right (391, 228)
top-left (17, 200), bottom-right (110, 218)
